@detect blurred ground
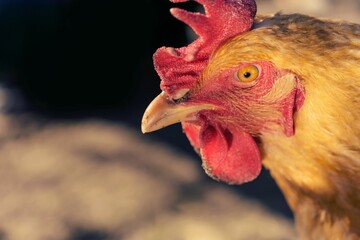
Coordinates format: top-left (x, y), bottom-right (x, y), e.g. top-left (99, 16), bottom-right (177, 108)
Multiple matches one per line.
top-left (0, 112), bottom-right (296, 240)
top-left (0, 1), bottom-right (358, 240)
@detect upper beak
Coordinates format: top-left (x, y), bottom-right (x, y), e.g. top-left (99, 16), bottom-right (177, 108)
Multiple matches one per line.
top-left (141, 91), bottom-right (215, 133)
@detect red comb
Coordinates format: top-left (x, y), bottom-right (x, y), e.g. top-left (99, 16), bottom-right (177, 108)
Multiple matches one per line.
top-left (153, 0), bottom-right (257, 96)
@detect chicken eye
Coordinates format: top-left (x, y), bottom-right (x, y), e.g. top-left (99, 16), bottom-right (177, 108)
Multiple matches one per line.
top-left (235, 65), bottom-right (259, 83)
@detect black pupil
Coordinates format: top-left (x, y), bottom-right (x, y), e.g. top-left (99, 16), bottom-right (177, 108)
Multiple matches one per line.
top-left (243, 72), bottom-right (251, 78)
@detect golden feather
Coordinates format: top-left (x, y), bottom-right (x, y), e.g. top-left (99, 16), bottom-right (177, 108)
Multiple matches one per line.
top-left (205, 13), bottom-right (360, 239)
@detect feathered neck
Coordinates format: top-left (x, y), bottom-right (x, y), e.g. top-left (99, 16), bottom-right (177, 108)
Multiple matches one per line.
top-left (260, 73), bottom-right (360, 239)
top-left (209, 12), bottom-right (360, 239)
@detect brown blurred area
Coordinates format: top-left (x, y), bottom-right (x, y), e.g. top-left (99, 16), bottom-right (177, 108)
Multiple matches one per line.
top-left (0, 114), bottom-right (296, 240)
top-left (258, 0), bottom-right (360, 22)
top-left (0, 1), bottom-right (358, 240)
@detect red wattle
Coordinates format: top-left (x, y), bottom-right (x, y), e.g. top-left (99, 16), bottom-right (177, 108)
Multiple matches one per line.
top-left (182, 122), bottom-right (262, 185)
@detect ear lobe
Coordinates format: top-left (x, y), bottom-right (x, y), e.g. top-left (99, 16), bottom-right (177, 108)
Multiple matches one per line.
top-left (276, 73), bottom-right (305, 136)
top-left (261, 73), bottom-right (298, 102)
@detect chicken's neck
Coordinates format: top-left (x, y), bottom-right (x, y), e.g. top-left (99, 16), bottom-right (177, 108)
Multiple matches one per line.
top-left (261, 108), bottom-right (360, 239)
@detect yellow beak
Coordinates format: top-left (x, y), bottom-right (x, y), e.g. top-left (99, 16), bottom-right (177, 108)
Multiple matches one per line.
top-left (141, 91), bottom-right (215, 133)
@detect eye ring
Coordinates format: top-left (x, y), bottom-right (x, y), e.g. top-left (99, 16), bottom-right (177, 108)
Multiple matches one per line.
top-left (234, 65), bottom-right (260, 83)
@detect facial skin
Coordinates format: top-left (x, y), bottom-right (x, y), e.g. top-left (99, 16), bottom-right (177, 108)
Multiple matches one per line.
top-left (142, 59), bottom-right (304, 184)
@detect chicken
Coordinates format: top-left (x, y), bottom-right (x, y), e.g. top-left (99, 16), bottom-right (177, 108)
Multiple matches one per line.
top-left (141, 0), bottom-right (360, 239)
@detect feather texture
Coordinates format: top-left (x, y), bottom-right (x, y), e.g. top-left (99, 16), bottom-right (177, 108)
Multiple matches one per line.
top-left (222, 14), bottom-right (360, 239)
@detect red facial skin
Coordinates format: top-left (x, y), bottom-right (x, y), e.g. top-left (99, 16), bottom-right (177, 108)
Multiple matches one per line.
top-left (180, 61), bottom-right (305, 184)
top-left (183, 61), bottom-right (304, 135)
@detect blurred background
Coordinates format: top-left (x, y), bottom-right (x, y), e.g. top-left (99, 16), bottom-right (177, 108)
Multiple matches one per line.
top-left (0, 0), bottom-right (358, 240)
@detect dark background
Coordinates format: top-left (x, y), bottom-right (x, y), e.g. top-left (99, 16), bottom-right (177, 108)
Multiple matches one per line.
top-left (0, 0), bottom-right (197, 115)
top-left (0, 0), bottom-right (293, 228)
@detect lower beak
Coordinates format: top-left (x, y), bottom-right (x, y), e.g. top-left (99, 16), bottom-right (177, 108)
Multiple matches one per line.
top-left (141, 91), bottom-right (215, 133)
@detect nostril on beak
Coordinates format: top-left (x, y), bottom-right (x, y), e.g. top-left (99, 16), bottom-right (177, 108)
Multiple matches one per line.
top-left (172, 88), bottom-right (190, 103)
